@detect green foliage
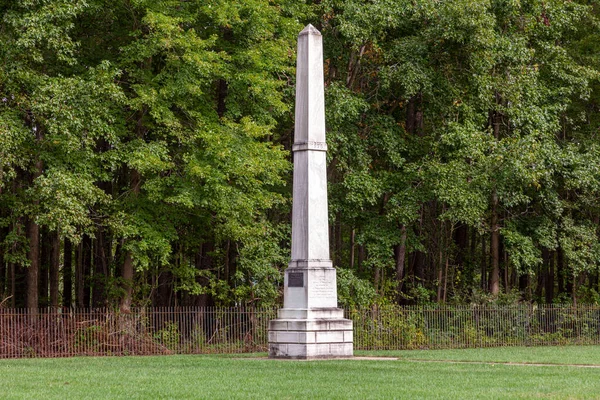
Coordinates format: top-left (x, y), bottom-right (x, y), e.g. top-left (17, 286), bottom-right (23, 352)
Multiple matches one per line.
top-left (32, 169), bottom-right (109, 242)
top-left (337, 268), bottom-right (377, 308)
top-left (404, 285), bottom-right (436, 305)
top-left (351, 306), bottom-right (426, 350)
top-left (0, 0), bottom-right (302, 307)
top-left (315, 0), bottom-right (600, 304)
top-left (1, 0), bottom-right (600, 308)
top-left (501, 226), bottom-right (542, 274)
top-left (559, 217), bottom-right (600, 276)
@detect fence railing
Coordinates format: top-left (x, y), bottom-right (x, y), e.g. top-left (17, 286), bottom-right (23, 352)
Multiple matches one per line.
top-left (1, 305), bottom-right (599, 358)
top-left (349, 305), bottom-right (600, 350)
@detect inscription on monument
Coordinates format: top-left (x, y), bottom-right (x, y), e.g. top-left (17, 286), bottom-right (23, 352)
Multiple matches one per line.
top-left (311, 274), bottom-right (336, 300)
top-left (288, 272), bottom-right (304, 287)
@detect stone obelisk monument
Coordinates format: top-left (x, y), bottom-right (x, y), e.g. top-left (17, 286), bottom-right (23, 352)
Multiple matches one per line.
top-left (268, 24), bottom-right (353, 359)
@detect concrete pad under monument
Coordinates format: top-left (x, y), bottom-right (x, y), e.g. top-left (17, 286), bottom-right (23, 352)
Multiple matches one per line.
top-left (268, 24), bottom-right (353, 359)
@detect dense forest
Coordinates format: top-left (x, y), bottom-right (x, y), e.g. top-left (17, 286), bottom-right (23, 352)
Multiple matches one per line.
top-left (1, 0), bottom-right (600, 310)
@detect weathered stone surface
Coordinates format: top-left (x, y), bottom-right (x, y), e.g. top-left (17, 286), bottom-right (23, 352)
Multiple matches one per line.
top-left (268, 342), bottom-right (354, 360)
top-left (316, 330), bottom-right (345, 343)
top-left (344, 330), bottom-right (353, 343)
top-left (270, 318), bottom-right (351, 331)
top-left (268, 320), bottom-right (289, 331)
top-left (283, 266), bottom-right (337, 309)
top-left (277, 307), bottom-right (344, 320)
top-left (268, 24), bottom-right (353, 360)
top-left (290, 24), bottom-right (328, 263)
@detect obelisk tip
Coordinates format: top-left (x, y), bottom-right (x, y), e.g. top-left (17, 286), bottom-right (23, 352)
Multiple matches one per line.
top-left (299, 24), bottom-right (321, 36)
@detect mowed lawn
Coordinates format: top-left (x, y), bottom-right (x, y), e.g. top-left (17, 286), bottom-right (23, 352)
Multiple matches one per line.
top-left (2, 346), bottom-right (600, 399)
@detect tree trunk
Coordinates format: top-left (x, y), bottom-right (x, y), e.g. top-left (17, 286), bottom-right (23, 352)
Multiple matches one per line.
top-left (357, 244), bottom-right (365, 275)
top-left (228, 241), bottom-right (237, 286)
top-left (26, 118), bottom-right (43, 311)
top-left (350, 229), bottom-right (356, 270)
top-left (470, 226), bottom-right (476, 265)
top-left (406, 93), bottom-right (423, 137)
top-left (489, 191), bottom-right (500, 295)
top-left (557, 247), bottom-right (565, 296)
top-left (0, 226), bottom-right (6, 299)
top-left (49, 231), bottom-right (60, 308)
top-left (453, 223), bottom-right (468, 270)
top-left (13, 261), bottom-right (27, 308)
top-left (39, 227), bottom-right (51, 307)
top-left (437, 217), bottom-right (446, 303)
top-left (519, 273), bottom-right (529, 300)
top-left (113, 240), bottom-right (123, 282)
top-left (346, 44), bottom-right (366, 90)
top-left (413, 251), bottom-right (425, 283)
top-left (566, 275), bottom-right (573, 299)
top-left (412, 207), bottom-right (426, 284)
top-left (394, 225), bottom-right (407, 302)
top-left (504, 250), bottom-right (510, 292)
top-left (436, 248), bottom-right (444, 303)
top-left (11, 220), bottom-right (27, 308)
top-left (63, 238), bottom-right (73, 308)
top-left (75, 241), bottom-right (83, 308)
top-left (545, 250), bottom-right (555, 303)
top-left (573, 273), bottom-right (584, 306)
top-left (573, 272), bottom-right (588, 306)
top-left (0, 259), bottom-right (4, 301)
top-left (76, 235), bottom-right (92, 308)
top-left (534, 248), bottom-right (547, 301)
top-left (92, 232), bottom-right (109, 308)
top-left (121, 252), bottom-right (134, 312)
top-left (83, 236), bottom-right (92, 306)
top-left (335, 213), bottom-right (343, 267)
top-left (443, 257), bottom-right (449, 303)
top-left (9, 261), bottom-right (15, 306)
top-left (488, 97), bottom-right (502, 296)
top-left (155, 270), bottom-right (173, 307)
top-left (191, 242), bottom-right (214, 307)
top-left (480, 234), bottom-right (487, 291)
top-left (120, 165), bottom-right (140, 312)
top-left (404, 94), bottom-right (424, 291)
top-left (224, 240), bottom-right (230, 284)
top-left (26, 217), bottom-right (40, 309)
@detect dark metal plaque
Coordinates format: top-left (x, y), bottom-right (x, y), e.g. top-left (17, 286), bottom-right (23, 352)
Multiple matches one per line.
top-left (288, 272), bottom-right (304, 288)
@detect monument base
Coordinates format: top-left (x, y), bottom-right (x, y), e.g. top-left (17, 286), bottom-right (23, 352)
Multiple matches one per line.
top-left (268, 308), bottom-right (353, 359)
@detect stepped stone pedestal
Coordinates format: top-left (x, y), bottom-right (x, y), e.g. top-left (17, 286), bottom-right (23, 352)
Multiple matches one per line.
top-left (268, 264), bottom-right (353, 359)
top-left (268, 25), bottom-right (353, 360)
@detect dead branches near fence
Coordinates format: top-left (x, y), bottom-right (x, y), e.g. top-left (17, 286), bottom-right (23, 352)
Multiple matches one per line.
top-left (0, 307), bottom-right (276, 358)
top-left (0, 309), bottom-right (170, 358)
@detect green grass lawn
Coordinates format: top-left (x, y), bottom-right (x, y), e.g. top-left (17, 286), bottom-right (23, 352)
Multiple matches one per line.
top-left (356, 345), bottom-right (600, 365)
top-left (2, 346), bottom-right (600, 399)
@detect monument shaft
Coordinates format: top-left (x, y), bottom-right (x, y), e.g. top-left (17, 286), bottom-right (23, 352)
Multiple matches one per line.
top-left (290, 24), bottom-right (329, 263)
top-left (268, 25), bottom-right (353, 359)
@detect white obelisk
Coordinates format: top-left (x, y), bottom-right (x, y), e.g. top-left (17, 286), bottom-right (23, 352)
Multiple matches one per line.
top-left (268, 24), bottom-right (353, 359)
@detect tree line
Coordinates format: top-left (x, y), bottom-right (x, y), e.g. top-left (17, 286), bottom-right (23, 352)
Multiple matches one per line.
top-left (1, 0), bottom-right (600, 310)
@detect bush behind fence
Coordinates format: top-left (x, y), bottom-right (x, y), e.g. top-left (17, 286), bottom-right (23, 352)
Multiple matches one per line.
top-left (1, 305), bottom-right (599, 358)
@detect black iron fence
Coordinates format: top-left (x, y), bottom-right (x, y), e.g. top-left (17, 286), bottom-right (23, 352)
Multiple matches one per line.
top-left (1, 305), bottom-right (599, 358)
top-left (350, 305), bottom-right (600, 350)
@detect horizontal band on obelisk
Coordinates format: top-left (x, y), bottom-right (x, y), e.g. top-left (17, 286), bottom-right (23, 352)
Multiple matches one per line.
top-left (292, 141), bottom-right (328, 152)
top-left (289, 259), bottom-right (333, 268)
